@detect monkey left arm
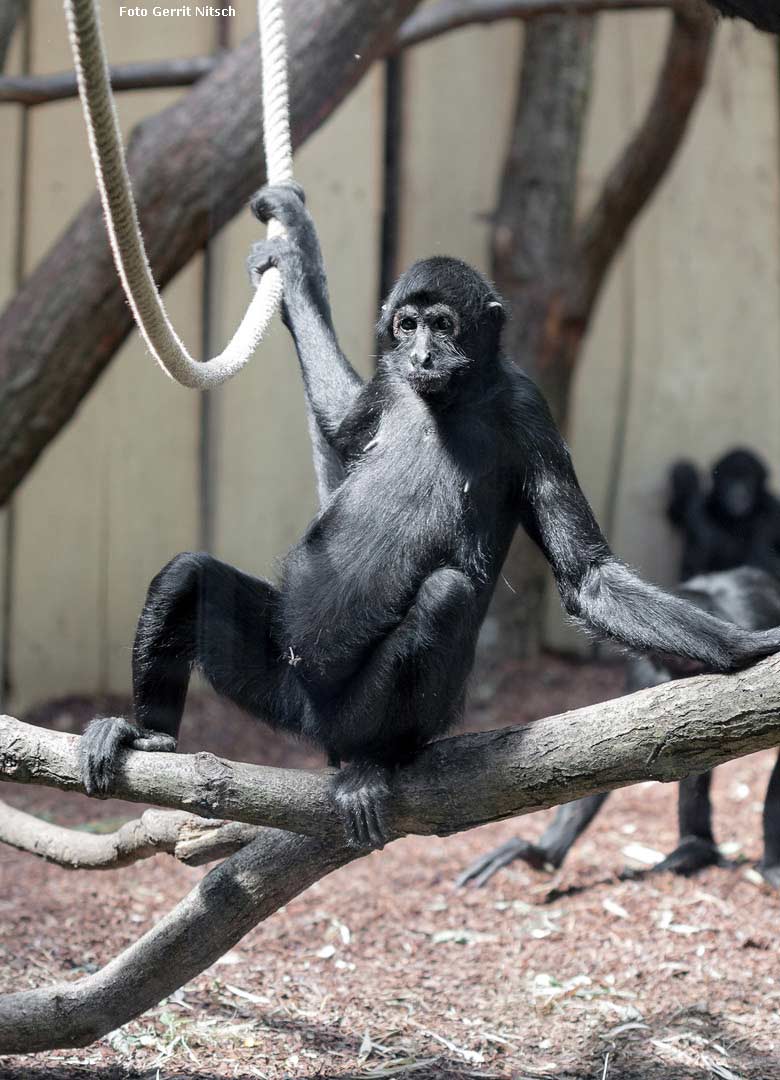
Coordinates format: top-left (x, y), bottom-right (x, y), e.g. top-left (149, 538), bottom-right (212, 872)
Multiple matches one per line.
top-left (511, 376), bottom-right (780, 670)
top-left (249, 185), bottom-right (364, 502)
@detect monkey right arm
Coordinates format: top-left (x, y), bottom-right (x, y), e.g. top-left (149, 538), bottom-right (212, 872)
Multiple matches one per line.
top-left (248, 185), bottom-right (364, 501)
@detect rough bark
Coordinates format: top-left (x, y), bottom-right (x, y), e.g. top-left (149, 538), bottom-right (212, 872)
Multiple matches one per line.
top-left (0, 828), bottom-right (354, 1053)
top-left (2, 653), bottom-right (780, 1050)
top-left (485, 5), bottom-right (714, 663)
top-left (4, 655), bottom-right (780, 842)
top-left (0, 0), bottom-right (421, 507)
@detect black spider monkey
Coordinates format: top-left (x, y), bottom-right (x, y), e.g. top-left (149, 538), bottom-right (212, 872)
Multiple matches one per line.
top-left (706, 0), bottom-right (780, 32)
top-left (79, 184), bottom-right (780, 849)
top-left (669, 449), bottom-right (780, 582)
top-left (459, 566), bottom-right (780, 888)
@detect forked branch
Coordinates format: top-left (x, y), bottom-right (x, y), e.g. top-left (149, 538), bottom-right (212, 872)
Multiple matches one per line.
top-left (565, 0), bottom-right (715, 327)
top-left (1, 656), bottom-right (780, 1052)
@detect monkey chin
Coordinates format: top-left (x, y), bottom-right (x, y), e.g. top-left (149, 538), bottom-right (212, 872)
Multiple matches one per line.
top-left (407, 369), bottom-right (453, 400)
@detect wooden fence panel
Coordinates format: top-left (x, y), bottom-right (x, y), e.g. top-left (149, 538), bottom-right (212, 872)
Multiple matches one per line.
top-left (9, 1), bottom-right (203, 705)
top-left (612, 17), bottom-right (780, 588)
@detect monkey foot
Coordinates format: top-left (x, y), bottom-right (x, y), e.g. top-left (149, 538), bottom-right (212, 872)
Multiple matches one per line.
top-left (456, 837), bottom-right (550, 887)
top-left (330, 762), bottom-right (392, 850)
top-left (653, 836), bottom-right (721, 876)
top-left (80, 716), bottom-right (177, 797)
top-left (758, 862), bottom-right (780, 889)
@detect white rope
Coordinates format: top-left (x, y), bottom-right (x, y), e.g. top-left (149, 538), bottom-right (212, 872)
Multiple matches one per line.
top-left (63, 0), bottom-right (293, 389)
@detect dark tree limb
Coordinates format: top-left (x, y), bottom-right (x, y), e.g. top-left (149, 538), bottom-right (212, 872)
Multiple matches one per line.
top-left (483, 13), bottom-right (595, 661)
top-left (0, 0), bottom-right (681, 109)
top-left (0, 799), bottom-right (261, 868)
top-left (2, 655), bottom-right (780, 1051)
top-left (0, 827), bottom-right (356, 1053)
top-left (0, 0), bottom-right (421, 508)
top-left (484, 2), bottom-right (714, 663)
top-left (397, 0), bottom-right (673, 48)
top-left (565, 0), bottom-right (715, 329)
top-left (0, 56), bottom-right (214, 104)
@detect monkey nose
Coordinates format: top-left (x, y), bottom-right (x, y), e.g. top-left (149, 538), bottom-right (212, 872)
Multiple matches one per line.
top-left (413, 352), bottom-right (433, 370)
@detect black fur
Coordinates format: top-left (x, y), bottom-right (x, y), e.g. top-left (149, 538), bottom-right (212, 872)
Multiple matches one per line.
top-left (707, 0), bottom-right (780, 32)
top-left (669, 448), bottom-right (780, 581)
top-left (458, 567), bottom-right (780, 887)
top-left (79, 185), bottom-right (780, 848)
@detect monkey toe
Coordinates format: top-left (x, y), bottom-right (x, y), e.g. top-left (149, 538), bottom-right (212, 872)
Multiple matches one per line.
top-left (758, 862), bottom-right (780, 889)
top-left (653, 836), bottom-right (721, 876)
top-left (330, 763), bottom-right (392, 850)
top-left (79, 716), bottom-right (138, 797)
top-left (456, 837), bottom-right (549, 887)
top-left (131, 730), bottom-right (177, 753)
top-left (80, 718), bottom-right (175, 797)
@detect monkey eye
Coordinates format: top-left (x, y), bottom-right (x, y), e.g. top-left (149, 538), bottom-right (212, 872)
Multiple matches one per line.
top-left (433, 315), bottom-right (453, 334)
top-left (399, 315), bottom-right (417, 332)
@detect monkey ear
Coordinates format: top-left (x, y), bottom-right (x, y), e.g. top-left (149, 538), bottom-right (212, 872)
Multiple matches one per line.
top-left (487, 300), bottom-right (506, 326)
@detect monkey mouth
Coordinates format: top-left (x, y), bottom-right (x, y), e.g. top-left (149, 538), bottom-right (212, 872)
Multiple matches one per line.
top-left (407, 366), bottom-right (453, 396)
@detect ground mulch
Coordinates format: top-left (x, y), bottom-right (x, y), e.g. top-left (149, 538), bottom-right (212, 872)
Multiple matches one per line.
top-left (1, 653), bottom-right (779, 1080)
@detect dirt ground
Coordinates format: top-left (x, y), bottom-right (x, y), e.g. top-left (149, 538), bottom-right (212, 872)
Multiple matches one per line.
top-left (1, 653), bottom-right (779, 1080)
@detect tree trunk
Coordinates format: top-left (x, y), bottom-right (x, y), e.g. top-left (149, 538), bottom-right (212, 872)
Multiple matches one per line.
top-left (482, 4), bottom-right (713, 665)
top-left (481, 14), bottom-right (595, 666)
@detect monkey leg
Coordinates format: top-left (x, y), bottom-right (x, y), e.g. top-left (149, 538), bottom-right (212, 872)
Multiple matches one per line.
top-left (327, 567), bottom-right (477, 849)
top-left (80, 552), bottom-right (298, 796)
top-left (654, 772), bottom-right (720, 875)
top-left (759, 749), bottom-right (780, 888)
top-left (456, 793), bottom-right (610, 887)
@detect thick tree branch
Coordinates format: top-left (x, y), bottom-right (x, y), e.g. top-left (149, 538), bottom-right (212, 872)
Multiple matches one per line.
top-left (2, 656), bottom-right (780, 1050)
top-left (3, 655), bottom-right (780, 842)
top-left (0, 799), bottom-right (261, 868)
top-left (0, 0), bottom-right (421, 507)
top-left (0, 827), bottom-right (356, 1053)
top-left (565, 1), bottom-right (715, 326)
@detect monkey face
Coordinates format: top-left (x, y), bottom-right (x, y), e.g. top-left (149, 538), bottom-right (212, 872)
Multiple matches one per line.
top-left (712, 450), bottom-right (768, 521)
top-left (389, 301), bottom-right (468, 397)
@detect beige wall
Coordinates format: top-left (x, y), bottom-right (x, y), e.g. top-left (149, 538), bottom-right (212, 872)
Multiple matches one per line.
top-left (0, 4), bottom-right (778, 704)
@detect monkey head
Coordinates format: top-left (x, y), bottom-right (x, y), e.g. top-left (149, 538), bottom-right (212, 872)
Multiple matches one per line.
top-left (706, 0), bottom-right (780, 33)
top-left (710, 448), bottom-right (769, 521)
top-left (377, 256), bottom-right (505, 399)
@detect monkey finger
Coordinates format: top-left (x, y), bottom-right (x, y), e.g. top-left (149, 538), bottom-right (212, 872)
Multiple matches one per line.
top-left (249, 184), bottom-right (307, 227)
top-left (246, 237), bottom-right (290, 284)
top-left (363, 795), bottom-right (388, 850)
top-left (131, 732), bottom-right (177, 753)
top-left (758, 862), bottom-right (780, 889)
top-left (341, 798), bottom-right (368, 849)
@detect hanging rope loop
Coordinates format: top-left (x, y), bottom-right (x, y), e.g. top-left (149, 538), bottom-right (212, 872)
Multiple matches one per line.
top-left (63, 0), bottom-right (292, 389)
